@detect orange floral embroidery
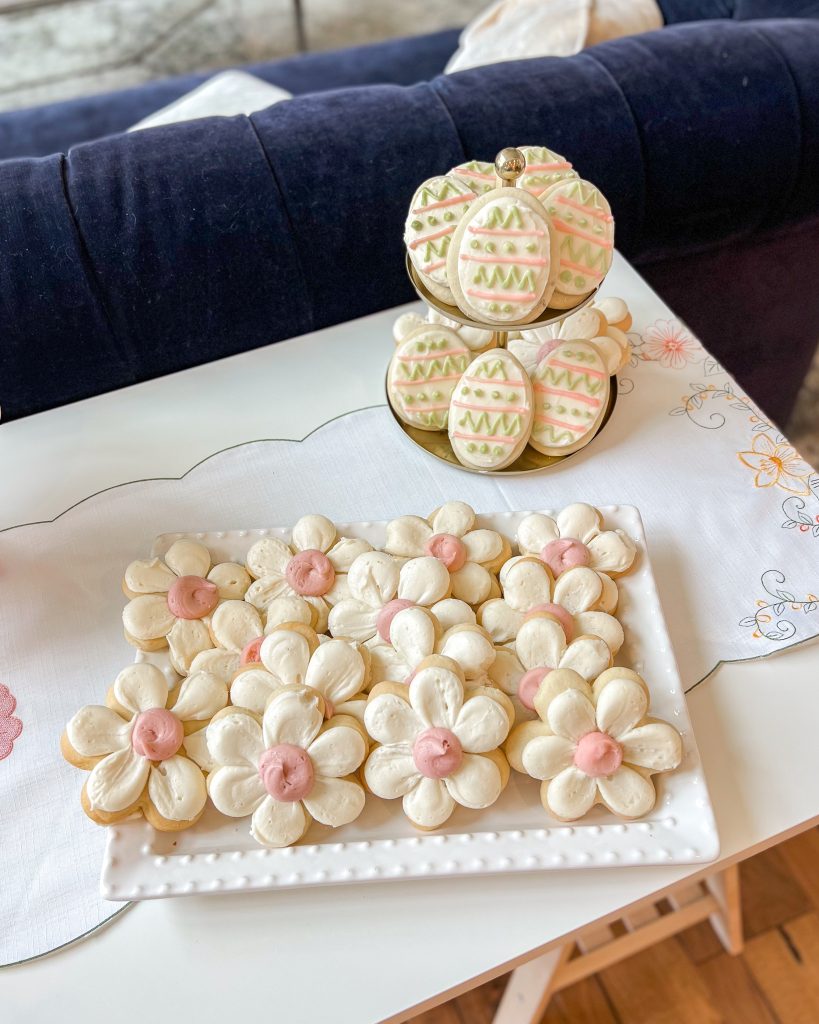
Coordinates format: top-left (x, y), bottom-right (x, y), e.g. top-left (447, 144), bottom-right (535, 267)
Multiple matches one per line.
top-left (737, 433), bottom-right (812, 495)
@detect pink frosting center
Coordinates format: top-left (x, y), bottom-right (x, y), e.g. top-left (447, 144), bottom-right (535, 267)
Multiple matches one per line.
top-left (376, 598), bottom-right (416, 643)
top-left (166, 575), bottom-right (219, 619)
top-left (425, 533), bottom-right (467, 572)
top-left (574, 731), bottom-right (623, 778)
top-left (518, 667), bottom-right (550, 711)
top-left (540, 538), bottom-right (590, 577)
top-left (131, 708), bottom-right (184, 761)
top-left (259, 743), bottom-right (314, 802)
top-left (285, 549), bottom-right (335, 597)
top-left (240, 636), bottom-right (265, 665)
top-left (412, 727), bottom-right (463, 779)
top-left (524, 603), bottom-right (574, 642)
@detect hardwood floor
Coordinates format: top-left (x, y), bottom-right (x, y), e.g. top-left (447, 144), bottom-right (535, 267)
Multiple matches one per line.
top-left (411, 828), bottom-right (819, 1024)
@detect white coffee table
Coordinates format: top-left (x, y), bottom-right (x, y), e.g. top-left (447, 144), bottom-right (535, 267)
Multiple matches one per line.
top-left (3, 277), bottom-right (818, 1024)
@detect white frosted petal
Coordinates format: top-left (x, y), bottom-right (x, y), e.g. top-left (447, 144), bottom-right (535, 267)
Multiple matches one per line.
top-left (479, 599), bottom-right (524, 643)
top-left (596, 573), bottom-right (619, 614)
top-left (326, 537), bottom-right (372, 572)
top-left (516, 513), bottom-right (559, 556)
top-left (521, 734), bottom-right (575, 780)
top-left (206, 711), bottom-right (264, 768)
top-left (597, 765), bottom-right (656, 818)
top-left (164, 539), bottom-right (211, 578)
top-left (487, 646), bottom-right (524, 696)
top-left (507, 335), bottom-right (542, 375)
top-left (555, 504), bottom-right (600, 544)
top-left (547, 688), bottom-right (597, 742)
top-left (453, 695), bottom-right (510, 752)
top-left (167, 618), bottom-right (213, 675)
top-left (327, 600), bottom-right (379, 642)
top-left (264, 595), bottom-right (314, 630)
top-left (364, 637), bottom-right (410, 685)
top-left (85, 746), bottom-right (149, 813)
top-left (384, 516), bottom-right (431, 558)
top-left (209, 601), bottom-right (263, 653)
top-left (171, 670), bottom-right (227, 722)
top-left (553, 567), bottom-right (602, 614)
top-left (364, 742), bottom-right (420, 798)
top-left (251, 794), bottom-right (308, 847)
top-left (245, 575), bottom-right (291, 610)
top-left (503, 560), bottom-right (552, 612)
top-left (559, 636), bottom-right (611, 682)
top-left (67, 705), bottom-right (131, 757)
top-left (439, 629), bottom-right (495, 680)
top-left (347, 551), bottom-right (400, 607)
top-left (291, 513), bottom-right (336, 554)
top-left (230, 668), bottom-right (281, 715)
top-left (303, 776), bottom-right (365, 827)
top-left (113, 663), bottom-right (168, 714)
top-left (462, 529), bottom-right (503, 565)
top-left (259, 629), bottom-right (311, 685)
top-left (391, 607), bottom-right (436, 675)
top-left (595, 678), bottom-right (649, 739)
top-left (449, 561), bottom-right (492, 605)
top-left (545, 766), bottom-right (597, 819)
top-left (245, 538), bottom-right (292, 580)
top-left (574, 611), bottom-right (624, 654)
top-left (182, 728), bottom-right (216, 773)
top-left (403, 776), bottom-right (454, 827)
top-left (305, 639), bottom-right (366, 704)
top-left (430, 598), bottom-right (476, 631)
top-left (323, 574), bottom-right (350, 607)
top-left (515, 616), bottom-right (565, 672)
top-left (307, 725), bottom-right (366, 778)
top-left (147, 755), bottom-right (207, 822)
top-left (444, 753), bottom-right (502, 809)
top-left (124, 558), bottom-right (176, 595)
top-left (304, 596), bottom-right (329, 633)
top-left (364, 692), bottom-right (423, 745)
top-left (188, 648), bottom-right (240, 686)
top-left (123, 594), bottom-right (175, 642)
top-left (207, 764), bottom-right (266, 817)
top-left (620, 723), bottom-right (682, 772)
top-left (207, 562), bottom-right (251, 600)
top-left (430, 501), bottom-right (475, 537)
top-left (262, 688), bottom-right (323, 750)
top-left (409, 664), bottom-right (463, 729)
top-left (587, 531), bottom-right (637, 575)
top-left (398, 557), bottom-right (451, 605)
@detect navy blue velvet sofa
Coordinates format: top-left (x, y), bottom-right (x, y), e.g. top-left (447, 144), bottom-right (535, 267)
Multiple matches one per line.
top-left (2, 0), bottom-right (819, 424)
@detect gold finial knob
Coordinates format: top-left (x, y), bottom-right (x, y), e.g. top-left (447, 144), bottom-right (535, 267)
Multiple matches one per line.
top-left (495, 147), bottom-right (525, 186)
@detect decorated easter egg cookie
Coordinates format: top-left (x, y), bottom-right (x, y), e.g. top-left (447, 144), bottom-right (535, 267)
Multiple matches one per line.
top-left (388, 325), bottom-right (471, 431)
top-left (529, 339), bottom-right (609, 456)
top-left (448, 189), bottom-right (557, 326)
top-left (539, 178), bottom-right (614, 308)
top-left (449, 158), bottom-right (497, 195)
top-left (517, 145), bottom-right (578, 197)
top-left (448, 349), bottom-right (533, 470)
top-left (405, 175), bottom-right (477, 303)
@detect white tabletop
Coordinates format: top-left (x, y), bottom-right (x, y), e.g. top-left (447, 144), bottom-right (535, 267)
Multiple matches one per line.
top-left (4, 278), bottom-right (819, 1023)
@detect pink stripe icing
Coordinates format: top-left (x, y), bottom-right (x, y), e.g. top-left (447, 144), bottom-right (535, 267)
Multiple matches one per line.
top-left (452, 167), bottom-right (495, 181)
top-left (534, 414), bottom-right (585, 433)
top-left (551, 217), bottom-right (614, 249)
top-left (468, 227), bottom-right (545, 237)
top-left (560, 258), bottom-right (605, 280)
top-left (525, 161), bottom-right (572, 171)
top-left (460, 254), bottom-right (547, 266)
top-left (408, 225), bottom-right (454, 249)
top-left (452, 400), bottom-right (529, 415)
top-left (557, 195), bottom-right (613, 221)
top-left (533, 384), bottom-right (601, 407)
top-left (466, 288), bottom-right (537, 301)
top-left (546, 358), bottom-right (606, 379)
top-left (422, 259), bottom-right (447, 272)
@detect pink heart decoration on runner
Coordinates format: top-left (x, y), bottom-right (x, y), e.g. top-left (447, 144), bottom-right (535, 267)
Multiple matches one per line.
top-left (0, 684), bottom-right (22, 760)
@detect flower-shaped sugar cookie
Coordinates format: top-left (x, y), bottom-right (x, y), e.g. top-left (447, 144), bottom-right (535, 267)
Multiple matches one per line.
top-left (206, 687), bottom-right (367, 848)
top-left (122, 539), bottom-right (249, 673)
top-left (365, 605), bottom-right (496, 690)
top-left (328, 550), bottom-right (451, 644)
top-left (517, 503), bottom-right (636, 579)
top-left (496, 612), bottom-right (613, 722)
top-left (383, 501), bottom-right (508, 606)
top-left (364, 657), bottom-right (513, 829)
top-left (230, 624), bottom-right (370, 724)
top-left (244, 515), bottom-right (372, 628)
top-left (508, 300), bottom-right (631, 377)
top-left (62, 663), bottom-right (228, 830)
top-left (507, 668), bottom-right (682, 820)
top-left (478, 556), bottom-right (622, 652)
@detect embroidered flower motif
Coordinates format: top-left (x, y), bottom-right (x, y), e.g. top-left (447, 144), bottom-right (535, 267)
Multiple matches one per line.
top-left (229, 624), bottom-right (370, 723)
top-left (640, 318), bottom-right (700, 368)
top-left (244, 515), bottom-right (372, 633)
top-left (516, 503), bottom-right (636, 579)
top-left (327, 550), bottom-right (451, 644)
top-left (737, 433), bottom-right (813, 496)
top-left (122, 539), bottom-right (252, 673)
top-left (364, 659), bottom-right (513, 829)
top-left (62, 664), bottom-right (227, 828)
top-left (495, 612), bottom-right (613, 723)
top-left (206, 687), bottom-right (367, 848)
top-left (477, 557), bottom-right (623, 652)
top-left (0, 684), bottom-right (22, 760)
top-left (506, 668), bottom-right (682, 821)
top-left (383, 501), bottom-right (507, 606)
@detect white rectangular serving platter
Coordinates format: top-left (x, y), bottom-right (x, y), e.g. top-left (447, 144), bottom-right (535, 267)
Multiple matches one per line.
top-left (101, 507), bottom-right (719, 900)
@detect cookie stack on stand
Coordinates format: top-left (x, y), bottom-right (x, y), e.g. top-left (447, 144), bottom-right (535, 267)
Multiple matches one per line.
top-left (62, 502), bottom-right (682, 848)
top-left (389, 147), bottom-right (633, 471)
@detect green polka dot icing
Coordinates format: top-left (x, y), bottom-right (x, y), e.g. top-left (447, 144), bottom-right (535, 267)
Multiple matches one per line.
top-left (560, 270), bottom-right (572, 283)
top-left (474, 388), bottom-right (485, 397)
top-left (462, 386), bottom-right (471, 395)
top-left (480, 443), bottom-right (489, 454)
top-left (444, 211), bottom-right (454, 221)
top-left (428, 215), bottom-right (437, 225)
top-left (470, 239), bottom-right (480, 249)
top-left (526, 242), bottom-right (537, 253)
top-left (492, 390), bottom-right (500, 399)
top-left (507, 393), bottom-right (518, 402)
top-left (503, 242), bottom-right (515, 253)
top-left (574, 275), bottom-right (585, 288)
top-left (467, 443), bottom-right (476, 452)
top-left (485, 242), bottom-right (496, 254)
top-left (411, 220), bottom-right (422, 230)
top-left (489, 303), bottom-right (499, 313)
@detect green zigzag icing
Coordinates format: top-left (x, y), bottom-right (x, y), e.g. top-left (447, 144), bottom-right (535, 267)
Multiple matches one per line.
top-left (484, 204), bottom-right (524, 229)
top-left (396, 355), bottom-right (468, 381)
top-left (534, 424), bottom-right (576, 444)
top-left (458, 411), bottom-right (521, 436)
top-left (471, 359), bottom-right (510, 380)
top-left (473, 265), bottom-right (536, 290)
top-left (560, 238), bottom-right (608, 266)
top-left (537, 367), bottom-right (603, 394)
